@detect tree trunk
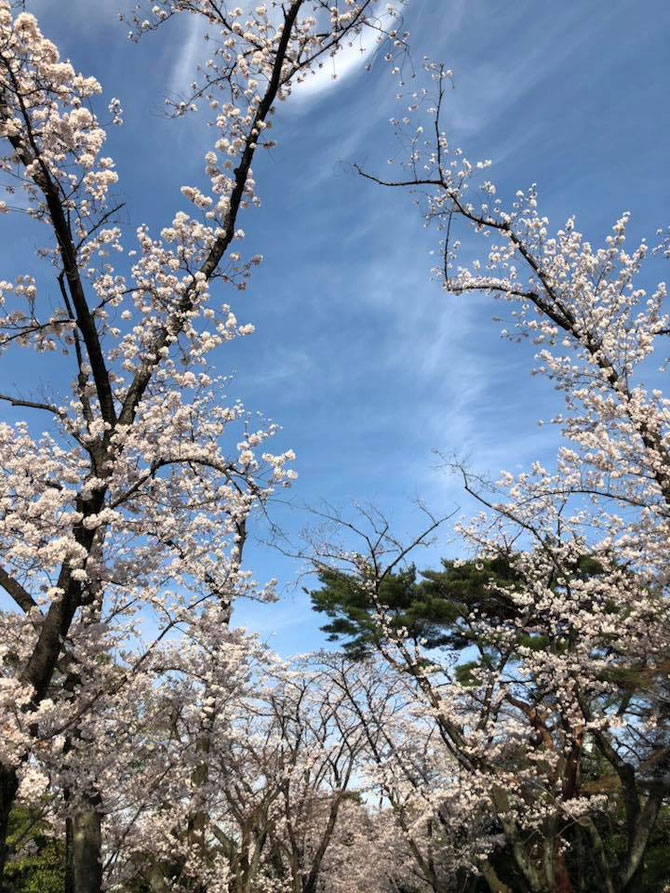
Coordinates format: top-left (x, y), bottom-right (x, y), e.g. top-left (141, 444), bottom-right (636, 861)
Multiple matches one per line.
top-left (65, 815), bottom-right (74, 893)
top-left (147, 862), bottom-right (171, 893)
top-left (68, 807), bottom-right (103, 893)
top-left (481, 860), bottom-right (513, 893)
top-left (0, 766), bottom-right (18, 888)
top-left (553, 842), bottom-right (572, 893)
top-left (576, 817), bottom-right (616, 893)
top-left (622, 791), bottom-right (663, 890)
top-left (491, 787), bottom-right (550, 892)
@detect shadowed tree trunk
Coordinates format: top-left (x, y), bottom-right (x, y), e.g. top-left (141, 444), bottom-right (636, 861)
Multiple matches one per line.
top-left (481, 861), bottom-right (513, 893)
top-left (65, 803), bottom-right (103, 893)
top-left (0, 767), bottom-right (18, 885)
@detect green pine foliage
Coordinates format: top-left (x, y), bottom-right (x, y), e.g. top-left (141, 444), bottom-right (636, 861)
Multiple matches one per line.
top-left (4, 806), bottom-right (65, 893)
top-left (308, 555), bottom-right (522, 660)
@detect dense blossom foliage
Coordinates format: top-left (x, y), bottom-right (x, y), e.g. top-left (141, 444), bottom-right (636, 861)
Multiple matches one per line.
top-left (0, 3), bottom-right (667, 893)
top-left (0, 2), bottom-right (407, 890)
top-left (308, 65), bottom-right (670, 891)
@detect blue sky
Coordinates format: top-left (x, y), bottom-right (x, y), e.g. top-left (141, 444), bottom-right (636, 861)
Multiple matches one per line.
top-left (3, 0), bottom-right (669, 654)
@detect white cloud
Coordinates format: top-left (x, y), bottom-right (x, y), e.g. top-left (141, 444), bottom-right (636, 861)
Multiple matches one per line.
top-left (167, 0), bottom-right (408, 107)
top-left (291, 2), bottom-right (403, 104)
top-left (169, 11), bottom-right (208, 95)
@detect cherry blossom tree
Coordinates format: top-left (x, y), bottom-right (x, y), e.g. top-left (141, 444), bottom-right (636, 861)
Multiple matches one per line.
top-left (2, 2), bottom-right (666, 890)
top-left (231, 661), bottom-right (367, 893)
top-left (307, 499), bottom-right (669, 890)
top-left (300, 62), bottom-right (670, 890)
top-left (0, 1), bottom-right (404, 889)
top-left (43, 645), bottom-right (371, 892)
top-left (318, 652), bottom-right (498, 893)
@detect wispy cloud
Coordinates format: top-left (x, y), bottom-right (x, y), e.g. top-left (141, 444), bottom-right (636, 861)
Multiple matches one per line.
top-left (169, 12), bottom-right (208, 96)
top-left (30, 0), bottom-right (133, 33)
top-left (427, 2), bottom-right (619, 142)
top-left (292, 2), bottom-right (401, 103)
top-left (165, 0), bottom-right (408, 106)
